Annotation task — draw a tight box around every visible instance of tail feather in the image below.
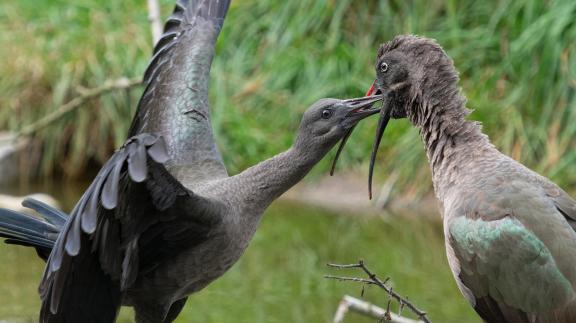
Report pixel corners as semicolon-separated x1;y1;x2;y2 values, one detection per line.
0;198;67;260
0;207;58;233
0;222;55;248
5;238;51;248
22;197;67;227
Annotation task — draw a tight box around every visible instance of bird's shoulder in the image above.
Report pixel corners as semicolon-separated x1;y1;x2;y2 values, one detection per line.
446;160;576;261
452;152;576;223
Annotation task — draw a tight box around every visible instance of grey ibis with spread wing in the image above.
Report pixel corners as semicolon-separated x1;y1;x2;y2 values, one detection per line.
0;1;383;322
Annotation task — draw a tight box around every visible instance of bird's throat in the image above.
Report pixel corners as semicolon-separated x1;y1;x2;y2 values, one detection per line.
227;146;323;214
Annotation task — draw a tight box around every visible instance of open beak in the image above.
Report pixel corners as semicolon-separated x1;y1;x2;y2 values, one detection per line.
341;95;384;126
330;95;383;177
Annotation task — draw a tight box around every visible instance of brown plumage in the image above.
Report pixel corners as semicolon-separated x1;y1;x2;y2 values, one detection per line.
367;35;576;323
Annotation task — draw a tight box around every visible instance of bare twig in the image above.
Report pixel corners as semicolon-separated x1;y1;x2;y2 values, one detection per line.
326;260;431;323
17;78;141;137
147;0;163;44
324;275;380;285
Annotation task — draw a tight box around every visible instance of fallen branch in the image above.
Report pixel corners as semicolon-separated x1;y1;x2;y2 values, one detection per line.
333;295;423;323
325;260;431;323
17;77;141;137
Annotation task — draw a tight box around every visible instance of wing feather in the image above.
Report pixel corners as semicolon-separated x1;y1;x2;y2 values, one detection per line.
39;134;194;322
129;0;231;137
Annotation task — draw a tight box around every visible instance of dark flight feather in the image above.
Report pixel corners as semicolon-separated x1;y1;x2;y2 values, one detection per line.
129;0;231;137
38;133;195;322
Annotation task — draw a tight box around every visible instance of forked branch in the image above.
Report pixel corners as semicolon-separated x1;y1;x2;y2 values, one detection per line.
325;260;430;323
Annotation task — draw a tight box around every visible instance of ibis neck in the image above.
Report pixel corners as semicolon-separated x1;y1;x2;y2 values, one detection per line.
411;87;494;201
231;142;331;214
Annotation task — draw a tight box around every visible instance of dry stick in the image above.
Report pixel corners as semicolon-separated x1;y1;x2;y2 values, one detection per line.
17;78;141;138
333;295;421;323
325;260;431;323
147;0;163;44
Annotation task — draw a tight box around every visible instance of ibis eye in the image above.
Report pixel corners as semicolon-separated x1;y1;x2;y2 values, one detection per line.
321;109;333;119
380;62;388;73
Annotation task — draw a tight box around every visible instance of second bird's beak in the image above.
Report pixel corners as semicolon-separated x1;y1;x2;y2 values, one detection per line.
365;80;376;96
330;94;384;177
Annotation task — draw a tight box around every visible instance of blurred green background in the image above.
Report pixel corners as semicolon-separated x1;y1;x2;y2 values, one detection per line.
0;0;575;322
1;0;575;196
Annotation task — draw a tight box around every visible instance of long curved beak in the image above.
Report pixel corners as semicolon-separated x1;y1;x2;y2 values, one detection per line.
330;95;383;176
334;80;392;199
367;90;392;199
362;78;396;199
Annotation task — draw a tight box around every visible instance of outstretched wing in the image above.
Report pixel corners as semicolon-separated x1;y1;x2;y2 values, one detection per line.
129;0;230;180
38;134;219;322
39;1;232;320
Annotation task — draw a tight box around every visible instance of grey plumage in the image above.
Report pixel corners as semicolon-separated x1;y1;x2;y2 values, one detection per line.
368;35;576;323
0;1;383;322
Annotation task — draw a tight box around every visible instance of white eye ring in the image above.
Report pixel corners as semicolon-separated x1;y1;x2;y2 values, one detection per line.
380;62;388;73
321;109;333;119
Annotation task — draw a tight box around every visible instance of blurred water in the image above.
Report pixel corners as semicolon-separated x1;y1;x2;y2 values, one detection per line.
0;181;479;322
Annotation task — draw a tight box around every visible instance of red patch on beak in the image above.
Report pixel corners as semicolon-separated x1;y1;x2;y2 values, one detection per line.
365;80;376;96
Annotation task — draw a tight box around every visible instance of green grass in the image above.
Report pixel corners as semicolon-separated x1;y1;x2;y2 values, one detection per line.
0;201;479;322
0;0;575;196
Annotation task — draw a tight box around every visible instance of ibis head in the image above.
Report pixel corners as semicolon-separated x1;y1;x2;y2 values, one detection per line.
364;35;460;197
294;96;383;154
